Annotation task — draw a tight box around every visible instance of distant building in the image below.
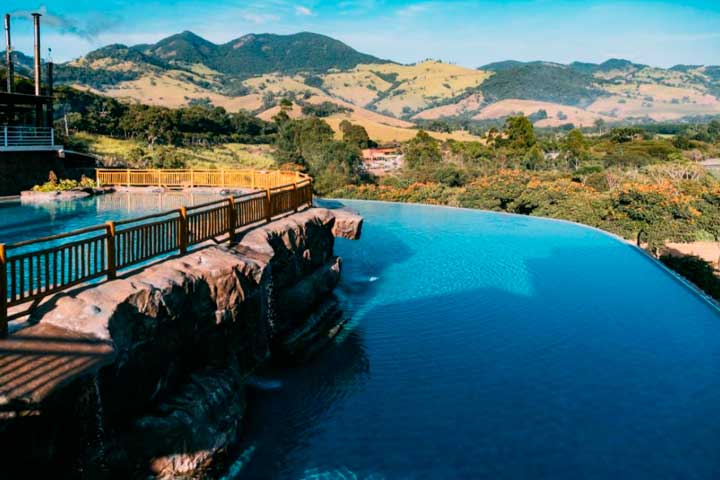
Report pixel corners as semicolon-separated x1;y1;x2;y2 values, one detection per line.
361;146;403;175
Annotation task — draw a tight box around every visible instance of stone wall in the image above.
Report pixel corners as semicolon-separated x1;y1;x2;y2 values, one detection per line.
0;207;363;478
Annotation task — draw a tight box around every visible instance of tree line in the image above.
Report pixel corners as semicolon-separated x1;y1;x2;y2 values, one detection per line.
53;87;277;146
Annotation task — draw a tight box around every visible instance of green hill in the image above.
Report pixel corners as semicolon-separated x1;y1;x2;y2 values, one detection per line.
479;63;607;107
74;31;392;78
10;31;718;129
211;32;393;75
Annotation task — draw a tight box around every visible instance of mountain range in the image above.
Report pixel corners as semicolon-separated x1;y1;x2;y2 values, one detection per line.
5;31;720;141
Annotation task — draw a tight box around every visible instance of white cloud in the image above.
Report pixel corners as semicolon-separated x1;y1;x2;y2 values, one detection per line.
295;6;314;16
240;12;281;24
396;4;431;17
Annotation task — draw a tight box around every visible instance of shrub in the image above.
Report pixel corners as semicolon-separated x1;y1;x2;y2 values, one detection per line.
660;255;720;301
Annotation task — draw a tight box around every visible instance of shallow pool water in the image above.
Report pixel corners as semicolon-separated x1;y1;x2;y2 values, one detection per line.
0;192;227;245
234;199;720;480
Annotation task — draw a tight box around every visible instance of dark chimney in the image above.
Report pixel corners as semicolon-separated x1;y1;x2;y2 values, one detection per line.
4;14;12;93
32;13;41;96
46;61;54;127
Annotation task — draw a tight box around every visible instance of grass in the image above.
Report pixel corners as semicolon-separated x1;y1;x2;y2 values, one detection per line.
94;72;264;111
361;61;492;117
75;132;276;169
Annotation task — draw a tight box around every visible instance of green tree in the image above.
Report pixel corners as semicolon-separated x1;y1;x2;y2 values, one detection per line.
305;141;364;194
501;115;536;152
593;118;606;134
523;144;547;170
562;129;589;170
273;117;364;194
274;117;335;165
342;123;374;149
339;120;353;134
403;130;442;170
279;98;293;112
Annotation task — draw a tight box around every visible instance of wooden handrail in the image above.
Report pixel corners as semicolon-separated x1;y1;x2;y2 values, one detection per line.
1;169;313;336
96;168;310;189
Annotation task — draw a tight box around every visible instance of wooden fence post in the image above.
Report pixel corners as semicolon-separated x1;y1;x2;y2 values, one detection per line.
293;183;299;212
179;207;189;253
0;243;7;337
251;170;255;189
126;169;131;188
105;222;117;280
190;169;195;189
265;188;272;222
226;197;236;243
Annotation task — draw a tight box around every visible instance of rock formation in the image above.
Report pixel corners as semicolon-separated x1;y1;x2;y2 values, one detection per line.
0;207;362;478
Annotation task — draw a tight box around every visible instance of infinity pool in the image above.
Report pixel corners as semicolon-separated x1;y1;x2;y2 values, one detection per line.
3;196;720;479
234;200;720;480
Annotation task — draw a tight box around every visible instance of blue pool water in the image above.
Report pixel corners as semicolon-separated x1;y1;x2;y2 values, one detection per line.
234;200;720;480
3;196;720;479
0;192;226;245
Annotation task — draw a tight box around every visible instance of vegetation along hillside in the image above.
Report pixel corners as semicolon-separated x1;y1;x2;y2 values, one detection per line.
40;54;720;302
9;31;713;143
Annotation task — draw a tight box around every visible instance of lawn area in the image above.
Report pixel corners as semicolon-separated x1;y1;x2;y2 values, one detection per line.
74;133;277;169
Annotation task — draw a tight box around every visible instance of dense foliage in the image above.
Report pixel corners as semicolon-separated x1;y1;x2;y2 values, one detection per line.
54;87;277;147
332;117;720;257
479;63;606;107
32;172;97;192
660;255;720;301
274;117;368;193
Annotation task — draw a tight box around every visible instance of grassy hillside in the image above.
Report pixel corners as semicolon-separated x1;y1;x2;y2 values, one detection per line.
76;132;275;169
30;31;720;133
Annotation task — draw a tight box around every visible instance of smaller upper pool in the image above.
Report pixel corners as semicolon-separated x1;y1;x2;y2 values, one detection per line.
0;191;227;245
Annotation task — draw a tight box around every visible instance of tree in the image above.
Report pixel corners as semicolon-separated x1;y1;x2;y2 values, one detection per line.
593;118;606;134
305;141;364;194
523;144;546;170
342;123;374;149
403;130;442;170
608;127;648;143
279;98;293;112
501;115;536;152
273;117;364;194
339;120;353;134
562;129;589;170
274;117;335;165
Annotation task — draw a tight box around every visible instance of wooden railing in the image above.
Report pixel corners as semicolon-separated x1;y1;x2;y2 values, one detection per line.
0;170;313;336
96;168;305;189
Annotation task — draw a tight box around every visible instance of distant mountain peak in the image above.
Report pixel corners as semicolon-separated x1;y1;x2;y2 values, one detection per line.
597;58;646;71
76;31;392;75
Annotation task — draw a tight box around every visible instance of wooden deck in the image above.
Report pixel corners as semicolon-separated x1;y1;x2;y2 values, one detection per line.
0;323;114;411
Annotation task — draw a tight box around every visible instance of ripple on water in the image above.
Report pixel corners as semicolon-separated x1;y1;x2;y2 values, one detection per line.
236;200;720;479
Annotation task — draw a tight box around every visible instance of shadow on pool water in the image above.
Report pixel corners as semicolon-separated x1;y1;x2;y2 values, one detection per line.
227;200;720;479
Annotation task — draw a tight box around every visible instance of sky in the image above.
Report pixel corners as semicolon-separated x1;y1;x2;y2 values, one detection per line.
4;0;720;67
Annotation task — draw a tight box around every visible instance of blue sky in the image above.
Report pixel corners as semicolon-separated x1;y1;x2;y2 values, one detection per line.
6;1;720;67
